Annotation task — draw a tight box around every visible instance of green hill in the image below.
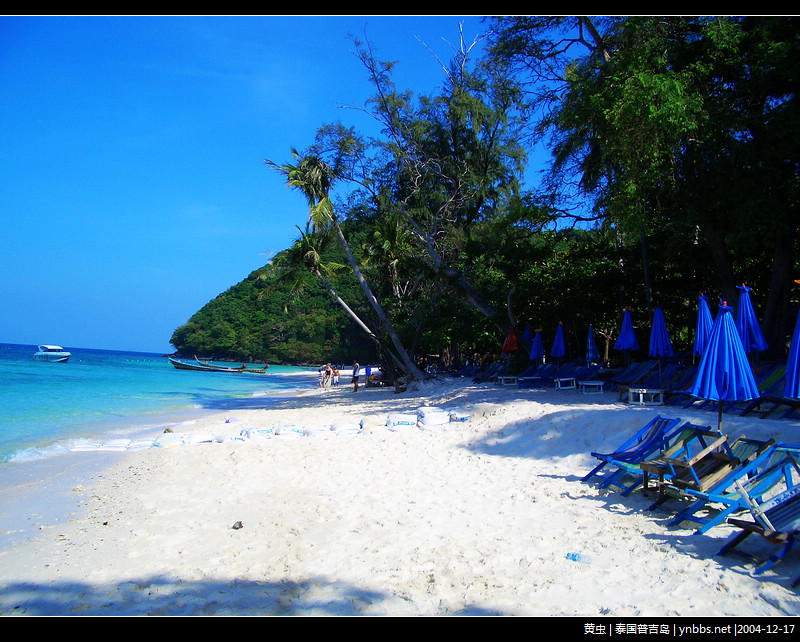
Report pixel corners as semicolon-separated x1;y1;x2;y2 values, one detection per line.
169;250;378;366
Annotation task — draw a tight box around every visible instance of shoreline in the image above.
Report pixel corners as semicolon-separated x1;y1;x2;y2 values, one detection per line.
1;378;799;616
0;370;319;552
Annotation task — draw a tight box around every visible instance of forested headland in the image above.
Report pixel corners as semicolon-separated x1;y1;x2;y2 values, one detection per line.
170;16;800;377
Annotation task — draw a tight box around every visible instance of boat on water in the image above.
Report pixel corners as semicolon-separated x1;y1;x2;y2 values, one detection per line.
34;345;71;362
168;357;268;374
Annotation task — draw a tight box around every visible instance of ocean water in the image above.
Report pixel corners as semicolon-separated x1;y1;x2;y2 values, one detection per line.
0;343;314;463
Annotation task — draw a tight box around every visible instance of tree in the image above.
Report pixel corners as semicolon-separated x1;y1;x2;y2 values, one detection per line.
266;148;426;381
489;16;800;358
346;29;531;342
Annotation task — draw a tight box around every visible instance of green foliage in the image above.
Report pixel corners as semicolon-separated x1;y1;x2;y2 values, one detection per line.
169;241;377;365
172;18;800;367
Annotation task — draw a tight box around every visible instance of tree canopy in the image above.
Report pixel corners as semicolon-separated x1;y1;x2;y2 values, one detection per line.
171;17;799;371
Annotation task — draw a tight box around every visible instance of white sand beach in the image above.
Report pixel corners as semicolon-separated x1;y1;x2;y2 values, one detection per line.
1;374;800;617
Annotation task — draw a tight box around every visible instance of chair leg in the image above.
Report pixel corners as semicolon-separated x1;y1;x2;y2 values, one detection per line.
717;529;751;557
582;462;606;483
668;500;705;528
754;539;797;576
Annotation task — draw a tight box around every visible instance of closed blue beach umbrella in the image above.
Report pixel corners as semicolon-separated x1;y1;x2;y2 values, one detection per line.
615;309;639;351
551;323;566;359
689;300;760;430
551;322;566;368
614;309;639;367
586;324;600;364
649;307;674;385
523;325;533;348
736;284;768;355
649;307;674;359
785;307;800;399
530;330;544;362
693;293;713;359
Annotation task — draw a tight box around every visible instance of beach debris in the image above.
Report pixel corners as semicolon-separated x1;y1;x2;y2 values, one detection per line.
232;521;243;530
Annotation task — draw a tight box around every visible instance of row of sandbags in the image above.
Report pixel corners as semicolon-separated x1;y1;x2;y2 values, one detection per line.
69;406;472;452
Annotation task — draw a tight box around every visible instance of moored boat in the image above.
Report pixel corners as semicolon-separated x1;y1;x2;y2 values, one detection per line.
168;357;269;373
34;345;71;362
168;357;245;372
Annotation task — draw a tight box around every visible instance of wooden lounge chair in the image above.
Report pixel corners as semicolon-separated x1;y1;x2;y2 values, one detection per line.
582;415;681;489
670;444;800;534
639;426;737;507
646;436;777;529
717;479;800;585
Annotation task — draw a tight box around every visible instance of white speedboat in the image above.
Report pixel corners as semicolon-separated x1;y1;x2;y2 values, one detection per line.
34;345;71;362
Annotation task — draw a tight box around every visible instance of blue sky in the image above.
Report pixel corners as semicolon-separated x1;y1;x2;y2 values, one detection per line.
0;15;498;353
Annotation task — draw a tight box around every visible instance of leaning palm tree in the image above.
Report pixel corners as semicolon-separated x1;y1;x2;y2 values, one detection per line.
266;149;426;382
271;223;376;339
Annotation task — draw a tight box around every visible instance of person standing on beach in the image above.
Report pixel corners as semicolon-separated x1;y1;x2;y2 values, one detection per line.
352;360;360;392
332;365;340;387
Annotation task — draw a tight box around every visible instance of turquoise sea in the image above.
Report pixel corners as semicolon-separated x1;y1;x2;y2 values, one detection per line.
0;343;315;463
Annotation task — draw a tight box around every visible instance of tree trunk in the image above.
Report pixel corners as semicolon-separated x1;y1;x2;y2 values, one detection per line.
313;267;409;376
401;208;510;336
331;217;427;381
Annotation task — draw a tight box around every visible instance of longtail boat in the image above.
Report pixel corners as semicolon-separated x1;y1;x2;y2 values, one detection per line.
168;357;268;374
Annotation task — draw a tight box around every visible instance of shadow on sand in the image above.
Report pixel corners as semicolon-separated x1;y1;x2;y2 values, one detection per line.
0;574;508;616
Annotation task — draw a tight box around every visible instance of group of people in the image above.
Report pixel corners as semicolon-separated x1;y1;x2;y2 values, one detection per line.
318;360;363;392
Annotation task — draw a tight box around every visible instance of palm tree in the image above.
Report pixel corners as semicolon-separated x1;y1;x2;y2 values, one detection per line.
266;149;426;382
271;224;375;339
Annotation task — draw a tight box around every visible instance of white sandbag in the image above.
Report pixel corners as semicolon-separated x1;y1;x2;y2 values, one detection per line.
96;439;132;451
417;407;451;426
418;418;449;431
388;421;420;433
387;413;418;427
360;415;388;429
127;438;156;450
154;432;187;448
182;433;216;445
417;406;445;418
330;422;362;433
448;408;470;422
241;427;274;440
275;425;305;438
303;425;331;437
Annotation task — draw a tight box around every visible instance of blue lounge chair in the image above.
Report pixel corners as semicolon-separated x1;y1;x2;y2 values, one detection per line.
670;444;800;534
596;421;716;496
606;361;658;391
583;415;680;479
617;361;682;402
583;415;682;495
517;363;558;388
662;365;699;406
759;396;800;420
735;364;787;417
717;477;800;585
